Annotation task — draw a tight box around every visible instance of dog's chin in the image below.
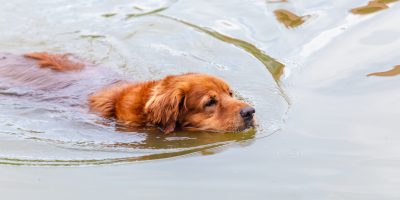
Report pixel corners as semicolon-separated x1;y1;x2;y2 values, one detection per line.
232;117;256;132
237;120;256;132
245;118;256;128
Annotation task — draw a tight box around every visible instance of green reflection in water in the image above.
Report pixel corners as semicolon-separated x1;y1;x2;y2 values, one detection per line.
125;0;178;19
102;13;117;18
274;9;308;28
375;0;398;4
114;127;257;149
80;35;106;39
0;144;221;166
267;0;288;3
126;7;169;19
351;0;398;15
158;15;285;82
367;65;400;77
0;129;257;166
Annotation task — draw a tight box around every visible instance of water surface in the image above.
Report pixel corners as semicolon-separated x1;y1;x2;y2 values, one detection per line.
0;0;399;199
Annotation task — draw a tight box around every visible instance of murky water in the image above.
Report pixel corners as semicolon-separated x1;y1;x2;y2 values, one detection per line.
0;0;399;199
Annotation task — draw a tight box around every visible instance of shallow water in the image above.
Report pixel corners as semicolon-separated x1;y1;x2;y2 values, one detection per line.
0;0;399;199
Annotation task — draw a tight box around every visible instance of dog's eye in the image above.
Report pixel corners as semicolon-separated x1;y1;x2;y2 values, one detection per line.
205;98;217;107
229;91;233;96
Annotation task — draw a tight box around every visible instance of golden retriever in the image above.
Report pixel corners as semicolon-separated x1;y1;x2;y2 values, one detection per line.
0;52;255;134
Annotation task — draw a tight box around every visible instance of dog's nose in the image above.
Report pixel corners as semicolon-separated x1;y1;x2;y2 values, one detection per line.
240;106;255;121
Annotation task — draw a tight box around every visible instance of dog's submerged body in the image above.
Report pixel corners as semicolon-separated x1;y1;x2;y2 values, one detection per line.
0;52;255;133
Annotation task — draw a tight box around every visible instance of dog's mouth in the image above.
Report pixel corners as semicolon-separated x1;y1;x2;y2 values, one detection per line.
245;118;256;127
238;119;256;132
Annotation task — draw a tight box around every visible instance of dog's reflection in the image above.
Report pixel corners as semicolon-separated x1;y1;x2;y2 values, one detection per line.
111;124;256;156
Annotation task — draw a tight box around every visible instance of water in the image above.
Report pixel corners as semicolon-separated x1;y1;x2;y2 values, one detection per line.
0;0;399;199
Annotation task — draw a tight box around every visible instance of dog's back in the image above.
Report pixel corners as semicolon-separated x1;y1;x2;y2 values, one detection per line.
0;53;122;107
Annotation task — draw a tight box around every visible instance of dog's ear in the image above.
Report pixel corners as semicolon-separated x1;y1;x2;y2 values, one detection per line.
145;81;187;134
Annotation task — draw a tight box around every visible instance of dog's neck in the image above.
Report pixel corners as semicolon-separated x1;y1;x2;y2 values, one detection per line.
88;80;158;126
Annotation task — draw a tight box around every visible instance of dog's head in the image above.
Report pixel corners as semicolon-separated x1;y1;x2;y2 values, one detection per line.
145;73;255;134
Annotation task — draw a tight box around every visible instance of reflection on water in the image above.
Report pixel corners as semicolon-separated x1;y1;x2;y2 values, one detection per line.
126;7;169;19
267;0;288;3
157;15;285;81
351;0;398;15
114;126;257;150
273;9;308;28
375;0;399;3
0;129;256;166
367;65;400;77
99;0;177;19
102;13;117;18
80;34;106;39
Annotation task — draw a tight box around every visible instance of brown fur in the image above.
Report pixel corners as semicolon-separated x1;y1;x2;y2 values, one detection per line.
24;52;84;71
0;52;255;134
